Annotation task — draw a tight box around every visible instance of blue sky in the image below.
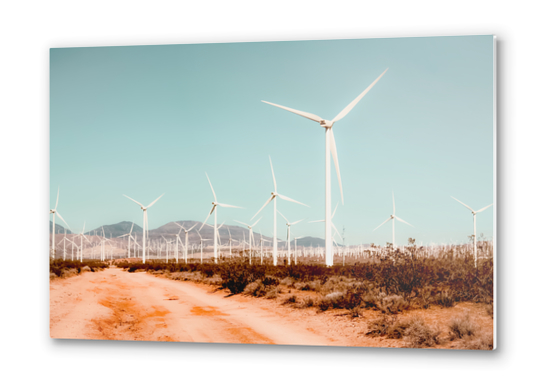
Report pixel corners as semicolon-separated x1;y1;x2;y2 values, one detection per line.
50;35;494;246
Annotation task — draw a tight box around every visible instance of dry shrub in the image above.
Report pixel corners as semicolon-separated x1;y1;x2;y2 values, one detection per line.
265;287;279;299
297;296;315;308
378;294;409;314
449;314;479;341
367;315;440;348
366;315;396;337
280;277;295;288
349;306;363;318
81;266;91;273
204;274;223;285
61;268;78;278
318;291;345;311
244;280;266;297
49;272;57;280
456;331;494;350
403;316;440;348
282;294;297;304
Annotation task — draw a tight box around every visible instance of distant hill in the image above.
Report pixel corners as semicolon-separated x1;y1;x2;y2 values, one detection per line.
80;220;340;249
290;236;343;248
147;221;275;246
86;221;143;238
49;221;72;234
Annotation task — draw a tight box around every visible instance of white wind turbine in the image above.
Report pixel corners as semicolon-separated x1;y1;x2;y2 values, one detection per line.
195;229;212;263
233;217;262;264
262;69;388;266
252;157;308;266
373;193;413;249
50;188;70;259
162;235;173;262
175;222;198;263
117;222;135;258
74;222;91;262
200;173;242;263
123;193;164;263
451;196;493;268
277;211;304;265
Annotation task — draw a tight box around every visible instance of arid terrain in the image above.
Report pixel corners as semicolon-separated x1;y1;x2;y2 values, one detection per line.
50;265;493;348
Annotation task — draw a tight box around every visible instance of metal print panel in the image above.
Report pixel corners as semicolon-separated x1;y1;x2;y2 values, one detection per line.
50;35;495;349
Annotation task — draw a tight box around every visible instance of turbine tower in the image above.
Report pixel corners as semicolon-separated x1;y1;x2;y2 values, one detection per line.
123;193;164;263
451;196;493;268
252;157;308;266
49;187;70;259
200;173;242;263
277;211;304;265
373;192;413;248
262;69;388;266
233;217;262;264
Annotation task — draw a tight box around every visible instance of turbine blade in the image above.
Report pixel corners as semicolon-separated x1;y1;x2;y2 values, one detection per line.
130;222;134;234
146;193;164;209
205;172;217;201
291;218;304;226
217;203;243;209
476;203;493;214
332;202;339;218
262;100;323;123
309;219;325;223
234;220;250;227
451;196;475;212
373;217;392;231
332;68;388;123
123;194;144;208
395;216;414;227
269;156;277;192
188;223;198;232
251;195;274;220
277;210;288;223
55;211;70;229
329;129;344;204
251;217;262;227
277;194;309;207
200;206;216;230
55;187;59;210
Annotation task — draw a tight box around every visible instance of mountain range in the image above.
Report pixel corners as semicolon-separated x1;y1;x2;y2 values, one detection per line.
50;220;352;248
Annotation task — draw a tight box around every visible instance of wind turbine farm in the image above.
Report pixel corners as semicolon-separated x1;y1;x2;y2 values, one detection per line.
49;36;495;349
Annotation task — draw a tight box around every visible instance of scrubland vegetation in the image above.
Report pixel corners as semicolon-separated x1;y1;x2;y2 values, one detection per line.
114;244;494;349
49;258;109;279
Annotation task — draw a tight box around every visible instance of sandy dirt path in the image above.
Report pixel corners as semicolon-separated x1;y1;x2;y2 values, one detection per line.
50;267;350;346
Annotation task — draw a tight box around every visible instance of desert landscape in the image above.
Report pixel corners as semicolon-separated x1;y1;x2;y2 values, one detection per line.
50;242;494;349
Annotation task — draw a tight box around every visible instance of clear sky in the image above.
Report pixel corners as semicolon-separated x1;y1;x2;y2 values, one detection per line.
50;35;494;246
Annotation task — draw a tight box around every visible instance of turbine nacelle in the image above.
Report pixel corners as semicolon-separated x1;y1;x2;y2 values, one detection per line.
320;120;334;129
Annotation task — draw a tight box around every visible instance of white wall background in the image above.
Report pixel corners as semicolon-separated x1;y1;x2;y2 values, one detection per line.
1;0;539;382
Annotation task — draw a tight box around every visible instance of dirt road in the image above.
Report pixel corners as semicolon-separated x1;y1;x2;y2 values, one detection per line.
50;267;351;345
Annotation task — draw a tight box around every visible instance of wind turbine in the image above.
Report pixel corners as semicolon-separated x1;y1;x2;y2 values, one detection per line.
74;222;91;262
117;222;135;258
175;222;198;263
294;236;303;265
195;229;212;263
262;69;388;266
451;196;493;268
373;193;413;249
252;157;308;266
162;235;174;262
277;211;304;265
234;217;262;264
49;188;70;259
123;193;164;263
200;173;242;263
